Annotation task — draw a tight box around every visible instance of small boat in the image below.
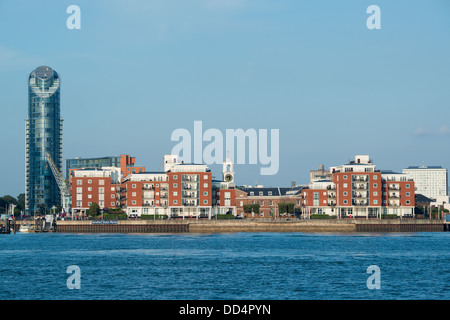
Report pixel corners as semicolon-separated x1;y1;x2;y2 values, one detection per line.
19;224;29;233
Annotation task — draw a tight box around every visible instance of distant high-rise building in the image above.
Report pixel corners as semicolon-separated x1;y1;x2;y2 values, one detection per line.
66;156;121;180
309;164;331;183
402;165;448;200
25;66;63;213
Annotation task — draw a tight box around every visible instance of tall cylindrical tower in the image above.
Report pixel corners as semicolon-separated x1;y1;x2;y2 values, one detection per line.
25;66;63;214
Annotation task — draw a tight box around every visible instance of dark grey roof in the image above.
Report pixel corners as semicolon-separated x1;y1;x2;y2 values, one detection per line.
415;193;434;203
237;186;303;196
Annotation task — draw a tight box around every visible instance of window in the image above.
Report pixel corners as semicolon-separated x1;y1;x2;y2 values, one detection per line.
76;187;82;193
111;202;115;206
132;192;136;197
99;180;104;185
323;191;327;196
259;191;263;196
203;183;208;188
111;187;115;191
344;175;347;180
373;200;378;204
240;201;243;206
344;200;348;204
406;200;410;204
132;200;136;205
174;175;178;180
132;184;136;188
260;201;264;206
343;183;348;188
111;194;115;198
268;191;272;196
88;194;92;199
99;187;104;194
204;192;208;196
373;192;378;196
174;183;177;188
203;200;208;204
250;192;254;196
88;180;92;184
88;187;92;191
343;191;348;196
373;183;378;188
76;180;82;185
173;192;178;196
204;175;208;179
406;192;410;196
270;201;273;206
313;192;319;206
174;200;178;204
406;184;410;188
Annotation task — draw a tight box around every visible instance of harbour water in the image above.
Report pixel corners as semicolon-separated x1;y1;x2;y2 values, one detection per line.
0;232;449;300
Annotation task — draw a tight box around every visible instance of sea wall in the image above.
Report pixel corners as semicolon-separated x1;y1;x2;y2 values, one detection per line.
53;219;446;233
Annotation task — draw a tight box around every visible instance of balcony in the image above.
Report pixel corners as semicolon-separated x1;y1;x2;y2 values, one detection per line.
352;192;368;198
352;176;368;182
352;200;368;206
388;185;400;190
353;184;368;190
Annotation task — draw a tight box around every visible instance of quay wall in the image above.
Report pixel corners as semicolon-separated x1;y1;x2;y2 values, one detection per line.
52;219;446;233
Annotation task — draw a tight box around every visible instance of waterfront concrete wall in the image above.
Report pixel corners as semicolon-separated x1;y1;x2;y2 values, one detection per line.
52;219;446;233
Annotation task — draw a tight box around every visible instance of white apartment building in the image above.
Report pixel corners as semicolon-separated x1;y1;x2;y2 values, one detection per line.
402;165;448;200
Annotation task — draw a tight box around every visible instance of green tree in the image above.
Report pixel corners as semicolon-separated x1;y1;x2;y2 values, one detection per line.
88;202;101;217
278;202;294;215
243;204;260;214
17;193;25;211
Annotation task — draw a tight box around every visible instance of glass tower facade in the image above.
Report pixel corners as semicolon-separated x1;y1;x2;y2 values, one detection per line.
25;66;63;213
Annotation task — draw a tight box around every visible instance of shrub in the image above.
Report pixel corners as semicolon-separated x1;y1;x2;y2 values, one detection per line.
102;213;128;220
141;214;168;220
216;214;236;220
310;214;332;219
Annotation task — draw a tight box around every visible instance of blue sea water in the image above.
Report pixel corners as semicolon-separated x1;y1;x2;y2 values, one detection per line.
0;232;449;300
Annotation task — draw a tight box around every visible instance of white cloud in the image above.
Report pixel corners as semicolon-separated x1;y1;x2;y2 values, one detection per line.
414;126;450;136
437;125;450;135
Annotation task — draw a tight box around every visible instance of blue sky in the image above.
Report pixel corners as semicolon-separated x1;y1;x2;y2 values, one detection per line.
1;0;450;197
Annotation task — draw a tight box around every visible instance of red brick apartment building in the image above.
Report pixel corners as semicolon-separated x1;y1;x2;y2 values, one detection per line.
301;155;415;218
70;154;415;219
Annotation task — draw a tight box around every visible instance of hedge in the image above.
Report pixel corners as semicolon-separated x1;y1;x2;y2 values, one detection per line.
215;214;236;220
101;213;128;220
310;214;334;219
141;214;168;220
